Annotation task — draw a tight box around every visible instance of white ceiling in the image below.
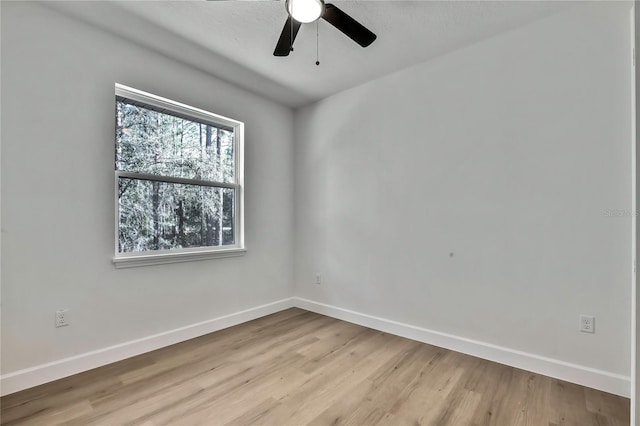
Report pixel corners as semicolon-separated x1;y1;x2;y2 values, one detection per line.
48;1;571;107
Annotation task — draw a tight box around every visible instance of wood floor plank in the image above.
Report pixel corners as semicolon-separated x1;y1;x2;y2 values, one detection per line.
0;308;630;426
306;337;426;426
226;329;393;425
81;312;329;421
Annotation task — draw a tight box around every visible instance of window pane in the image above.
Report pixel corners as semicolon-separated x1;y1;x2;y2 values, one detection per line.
118;178;235;253
116;100;235;183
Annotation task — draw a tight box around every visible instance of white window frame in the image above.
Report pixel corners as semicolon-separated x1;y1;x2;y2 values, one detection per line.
112;84;245;268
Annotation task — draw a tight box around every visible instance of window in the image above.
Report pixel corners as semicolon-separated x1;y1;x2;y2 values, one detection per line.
113;84;244;268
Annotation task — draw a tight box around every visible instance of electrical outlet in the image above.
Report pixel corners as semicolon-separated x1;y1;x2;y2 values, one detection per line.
315;274;321;285
55;309;69;328
579;315;594;333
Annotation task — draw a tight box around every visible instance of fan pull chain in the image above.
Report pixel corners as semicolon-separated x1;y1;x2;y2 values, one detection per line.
315;20;320;66
290;16;294;51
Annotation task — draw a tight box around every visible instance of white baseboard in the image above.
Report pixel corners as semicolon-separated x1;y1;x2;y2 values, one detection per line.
2;296;630;399
293;297;631;398
0;297;295;396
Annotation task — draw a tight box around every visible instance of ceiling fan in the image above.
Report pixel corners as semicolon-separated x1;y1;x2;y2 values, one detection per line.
274;0;376;57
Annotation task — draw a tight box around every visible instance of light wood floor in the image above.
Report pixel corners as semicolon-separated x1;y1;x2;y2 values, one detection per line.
0;308;630;426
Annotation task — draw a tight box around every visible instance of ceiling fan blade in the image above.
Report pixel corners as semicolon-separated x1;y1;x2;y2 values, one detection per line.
322;3;376;48
273;17;302;56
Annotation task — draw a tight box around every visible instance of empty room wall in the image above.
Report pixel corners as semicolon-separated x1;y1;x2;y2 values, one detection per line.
1;1;294;382
295;2;633;393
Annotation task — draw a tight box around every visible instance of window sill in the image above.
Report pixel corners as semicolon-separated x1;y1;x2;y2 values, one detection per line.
112;248;246;269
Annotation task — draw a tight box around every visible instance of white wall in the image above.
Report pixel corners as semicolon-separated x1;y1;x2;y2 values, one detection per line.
1;2;294;374
295;1;633;381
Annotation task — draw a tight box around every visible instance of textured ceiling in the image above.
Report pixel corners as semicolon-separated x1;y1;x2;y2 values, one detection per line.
47;1;571;107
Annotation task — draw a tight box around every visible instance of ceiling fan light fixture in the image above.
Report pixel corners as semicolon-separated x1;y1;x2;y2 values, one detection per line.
274;1;376;57
286;0;324;24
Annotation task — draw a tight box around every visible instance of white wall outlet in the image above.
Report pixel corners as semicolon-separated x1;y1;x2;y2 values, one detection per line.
579;315;595;333
315;274;321;285
55;309;69;328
